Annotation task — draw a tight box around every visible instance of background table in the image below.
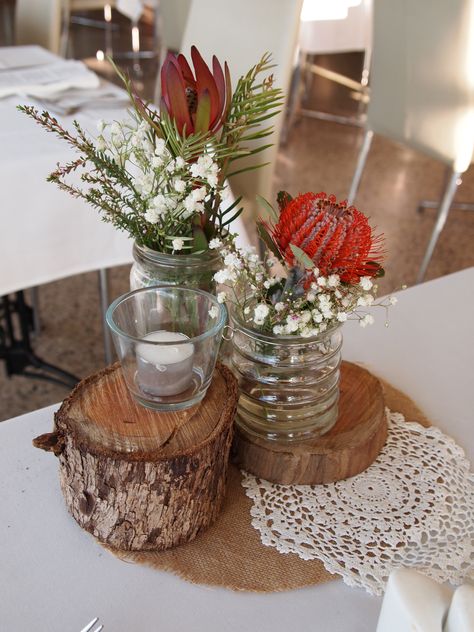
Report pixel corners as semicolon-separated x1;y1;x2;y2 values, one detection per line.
1;269;472;631
0;45;134;297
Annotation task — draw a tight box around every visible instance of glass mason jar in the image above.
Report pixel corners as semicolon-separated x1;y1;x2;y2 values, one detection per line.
130;242;222;292
230;314;343;442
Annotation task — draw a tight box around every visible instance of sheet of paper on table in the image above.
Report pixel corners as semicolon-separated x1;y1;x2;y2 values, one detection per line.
0;60;100;98
0;45;58;70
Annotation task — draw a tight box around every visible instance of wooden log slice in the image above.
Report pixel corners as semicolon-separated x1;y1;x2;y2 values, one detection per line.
33;362;238;552
232;361;386;485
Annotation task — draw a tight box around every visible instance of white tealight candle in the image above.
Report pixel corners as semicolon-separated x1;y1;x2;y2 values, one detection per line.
136;330;194;397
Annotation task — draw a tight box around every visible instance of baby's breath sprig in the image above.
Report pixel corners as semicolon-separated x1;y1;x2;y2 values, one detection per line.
213;234;398;337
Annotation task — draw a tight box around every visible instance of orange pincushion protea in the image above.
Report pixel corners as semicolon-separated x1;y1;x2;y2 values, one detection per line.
268;192;384;283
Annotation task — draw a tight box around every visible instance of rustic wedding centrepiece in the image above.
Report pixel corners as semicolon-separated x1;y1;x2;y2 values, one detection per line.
216;191;397;483
19;48;282;291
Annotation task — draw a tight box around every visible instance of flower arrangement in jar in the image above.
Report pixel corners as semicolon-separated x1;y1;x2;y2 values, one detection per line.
215;191;397;442
19;49;282;290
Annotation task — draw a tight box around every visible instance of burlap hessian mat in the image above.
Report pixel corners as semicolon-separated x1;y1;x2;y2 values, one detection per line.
112;377;431;592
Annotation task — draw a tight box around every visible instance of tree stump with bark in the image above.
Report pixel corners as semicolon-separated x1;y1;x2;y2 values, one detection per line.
33;362;238;552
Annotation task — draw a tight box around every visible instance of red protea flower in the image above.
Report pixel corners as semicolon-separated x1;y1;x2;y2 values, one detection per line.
267;192;384;283
160;46;232;137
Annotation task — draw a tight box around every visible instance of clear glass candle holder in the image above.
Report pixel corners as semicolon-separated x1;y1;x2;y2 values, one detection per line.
106;287;227;411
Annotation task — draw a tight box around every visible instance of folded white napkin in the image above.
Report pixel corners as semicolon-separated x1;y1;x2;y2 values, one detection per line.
0;60;100;98
444;585;474;632
376;569;453;632
36;83;129;115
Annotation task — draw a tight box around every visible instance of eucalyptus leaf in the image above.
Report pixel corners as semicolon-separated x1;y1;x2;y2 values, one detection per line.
290;244;315;270
257;222;282;259
256;194;278;222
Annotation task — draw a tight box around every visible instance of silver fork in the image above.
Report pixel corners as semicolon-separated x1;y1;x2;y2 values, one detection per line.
80;617;104;632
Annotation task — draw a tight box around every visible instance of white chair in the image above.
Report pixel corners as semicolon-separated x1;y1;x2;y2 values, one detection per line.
15;0;64;54
180;0;303;223
156;0;191;53
347;0;474;283
296;0;373;127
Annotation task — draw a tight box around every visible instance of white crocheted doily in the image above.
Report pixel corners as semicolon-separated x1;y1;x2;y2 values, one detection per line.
241;411;474;595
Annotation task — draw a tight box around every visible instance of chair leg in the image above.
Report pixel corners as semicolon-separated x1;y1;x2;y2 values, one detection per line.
347;129;373;205
30;286;41;336
418;200;474;213
416;169;462;284
281;48;304;145
98;268;113;365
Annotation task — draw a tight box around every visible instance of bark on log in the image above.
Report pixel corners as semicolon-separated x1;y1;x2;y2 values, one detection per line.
34;362;238;552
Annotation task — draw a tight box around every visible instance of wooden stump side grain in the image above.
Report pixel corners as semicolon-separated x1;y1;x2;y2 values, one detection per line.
37;363;238;552
232;362;387;485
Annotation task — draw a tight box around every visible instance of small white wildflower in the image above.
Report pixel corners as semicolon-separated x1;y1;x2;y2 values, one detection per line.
319;322;327;332
389;296;398;305
209;306;219;319
154;138;166;155
166;159;176;173
312;309;323;323
224;253;242;269
336;312;348;322
150;194;168;214
263;277;278;289
359;314;375;328
151;155;164;168
299;327;313;338
253;304;270;325
285;315;300;333
244;306;251;315
273;325;284;335
175;156;185;169
321;307;333;319
328;274;340;288
317;276;327;287
172;238;184;251
334;289;342;299
275;302;285;312
359;276;373;291
357;294;374;307
183;194;201;216
209;238;222;250
217;292;227;304
96;135;106;151
214;269;230;284
110;122;121;137
306;291;316;302
144;207;161;224
173;179;186;193
300;310;312;324
313;268;320;278
192;186;207;202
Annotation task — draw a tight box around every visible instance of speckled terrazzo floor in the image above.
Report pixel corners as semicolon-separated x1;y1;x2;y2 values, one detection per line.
1;17;473;421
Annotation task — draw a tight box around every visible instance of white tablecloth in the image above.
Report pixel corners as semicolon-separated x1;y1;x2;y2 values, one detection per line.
1;268;472;631
0;47;134;296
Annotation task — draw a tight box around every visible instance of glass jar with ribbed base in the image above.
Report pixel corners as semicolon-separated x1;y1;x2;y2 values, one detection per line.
230;315;342;442
130;242;222;292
